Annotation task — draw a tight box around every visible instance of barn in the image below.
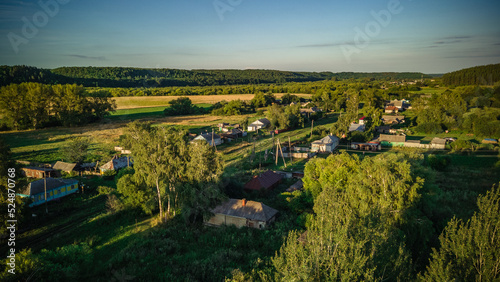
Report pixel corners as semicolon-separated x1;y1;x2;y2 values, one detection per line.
206;199;278;229
21;167;57;178
17;177;79;207
244;170;283;192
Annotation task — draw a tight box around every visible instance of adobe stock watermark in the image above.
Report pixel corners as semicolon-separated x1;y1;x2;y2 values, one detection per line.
7;0;70;54
341;0;405;63
213;0;244;21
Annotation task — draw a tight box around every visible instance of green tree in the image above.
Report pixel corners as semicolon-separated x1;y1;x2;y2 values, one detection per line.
124;122;188;221
62;137;90;163
422;185;500;281
274;152;433;281
164;97;199;116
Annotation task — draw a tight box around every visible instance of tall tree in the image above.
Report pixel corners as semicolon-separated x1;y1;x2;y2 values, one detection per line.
421;185;500;281
125;122;188;221
274;152;433;280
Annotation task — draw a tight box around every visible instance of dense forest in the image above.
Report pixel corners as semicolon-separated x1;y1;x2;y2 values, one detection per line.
442;63;500;86
0;65;430;88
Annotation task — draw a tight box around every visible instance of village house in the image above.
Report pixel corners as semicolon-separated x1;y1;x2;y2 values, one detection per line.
299;107;321;117
385;106;399;114
17;177;79;207
311;134;340;153
349;123;366;132
389;100;405;110
244;170;283;192
52;161;81;174
21;167;57;178
206;198;278;229
382;115;405;124
193;132;223;146
247;118;270;132
99;156;132;174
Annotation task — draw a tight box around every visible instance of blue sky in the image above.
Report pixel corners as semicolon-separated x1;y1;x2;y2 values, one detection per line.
0;0;499;73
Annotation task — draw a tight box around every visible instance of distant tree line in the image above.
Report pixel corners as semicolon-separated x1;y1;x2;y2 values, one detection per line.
0;82;115;130
442;63;500;86
0;65;430;88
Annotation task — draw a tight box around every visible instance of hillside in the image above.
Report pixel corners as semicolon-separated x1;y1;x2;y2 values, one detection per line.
442;63;500;86
0;65;429;88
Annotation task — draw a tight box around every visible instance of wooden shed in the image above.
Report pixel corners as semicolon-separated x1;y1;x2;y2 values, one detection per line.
206;199;278;229
52;161;81;173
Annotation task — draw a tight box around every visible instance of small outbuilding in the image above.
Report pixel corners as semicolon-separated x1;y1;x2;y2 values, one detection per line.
17;177;79;207
52;161;81;173
244;170;283;192
206;198;278;229
430;137;447;149
378;134;406;147
21;167;57;178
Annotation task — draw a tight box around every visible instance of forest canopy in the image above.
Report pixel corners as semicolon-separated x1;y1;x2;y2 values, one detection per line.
0;65;430;88
0;82;115;130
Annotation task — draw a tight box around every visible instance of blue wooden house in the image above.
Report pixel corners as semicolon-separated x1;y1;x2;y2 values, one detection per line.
18;178;79;207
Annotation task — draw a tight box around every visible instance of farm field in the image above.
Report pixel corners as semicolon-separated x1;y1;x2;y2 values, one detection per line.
113;93;312;109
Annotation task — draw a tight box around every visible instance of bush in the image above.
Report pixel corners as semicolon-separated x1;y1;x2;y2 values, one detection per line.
426;154;451;171
102;169;117;180
97;185;115;195
450;140;477;152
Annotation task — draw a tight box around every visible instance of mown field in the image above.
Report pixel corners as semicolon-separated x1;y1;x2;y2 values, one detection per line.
113;93;313;109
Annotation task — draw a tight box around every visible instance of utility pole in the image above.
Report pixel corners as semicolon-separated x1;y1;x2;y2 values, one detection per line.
275;138;279;165
288;136;292;164
212;129;217;151
44;172;48;214
311;120;314;137
278;139;287;168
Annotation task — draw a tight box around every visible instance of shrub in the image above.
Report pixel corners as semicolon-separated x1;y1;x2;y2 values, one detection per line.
426;154;451;171
102;169;117;180
97;185;115;195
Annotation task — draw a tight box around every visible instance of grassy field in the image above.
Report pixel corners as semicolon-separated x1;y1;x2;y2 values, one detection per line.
113;93;312;109
108;104;213;121
407;87;446;95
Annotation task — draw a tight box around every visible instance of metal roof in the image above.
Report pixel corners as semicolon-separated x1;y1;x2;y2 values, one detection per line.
211;199;278;222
